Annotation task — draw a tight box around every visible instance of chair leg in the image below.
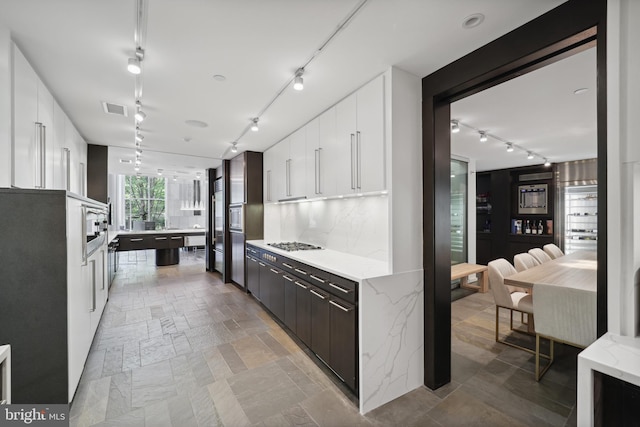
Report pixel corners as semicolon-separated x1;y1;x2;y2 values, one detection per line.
495;306;499;342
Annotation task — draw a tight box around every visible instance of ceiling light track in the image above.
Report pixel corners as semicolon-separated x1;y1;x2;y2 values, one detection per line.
230;0;370;149
451;119;551;166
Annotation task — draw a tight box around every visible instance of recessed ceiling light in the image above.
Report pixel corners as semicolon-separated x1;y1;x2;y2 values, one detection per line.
462;13;485;29
185;120;208;128
213;74;226;81
574;87;589;95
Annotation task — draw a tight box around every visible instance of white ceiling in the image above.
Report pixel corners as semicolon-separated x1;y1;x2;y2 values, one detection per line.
452;46;597;172
0;0;568;178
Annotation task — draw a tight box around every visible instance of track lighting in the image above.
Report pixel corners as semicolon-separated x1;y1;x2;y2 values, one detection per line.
135;133;144;142
127;47;145;75
544;159;551;167
231;142;238;153
173;175;177;181
135;148;142;156
127;57;141;75
135;156;141;165
134;100;146;122
157;169;163;176
293;68;304;91
196;172;201;180
506;143;514;152
134;166;140;171
451;120;460;133
250;118;259;132
527;151;534;160
479;131;487;143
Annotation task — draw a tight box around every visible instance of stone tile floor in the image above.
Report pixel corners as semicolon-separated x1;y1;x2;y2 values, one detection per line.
70;250;579;426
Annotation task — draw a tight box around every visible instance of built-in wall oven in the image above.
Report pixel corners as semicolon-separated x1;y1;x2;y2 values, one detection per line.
83;206;108;261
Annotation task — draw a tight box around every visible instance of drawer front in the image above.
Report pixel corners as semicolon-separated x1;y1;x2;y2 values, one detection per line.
117;235;152;251
167;235;184;248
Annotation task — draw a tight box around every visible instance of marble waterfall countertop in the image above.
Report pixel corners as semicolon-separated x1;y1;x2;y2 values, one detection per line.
246;240;389;282
108;228;205;244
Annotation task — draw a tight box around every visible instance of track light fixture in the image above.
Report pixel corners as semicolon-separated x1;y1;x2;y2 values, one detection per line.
173;175;177;181
134;165;140;171
506;143;514;152
544;159;551;167
135;148;142;156
134;100;146;122
293;68;304;91
157;169;163;176
231;142;238;153
135;133;144;142
127;47;145;75
135;156;142;165
527;151;534;160
451;120;460;133
250;118;259;132
479;131;487;143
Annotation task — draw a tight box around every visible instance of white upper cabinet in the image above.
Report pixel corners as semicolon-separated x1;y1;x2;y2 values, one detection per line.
11;43;86;193
335;74;385;194
264;73;385;202
12;45;39;189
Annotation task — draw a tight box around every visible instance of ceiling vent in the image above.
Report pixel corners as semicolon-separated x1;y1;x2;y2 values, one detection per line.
101;101;128;117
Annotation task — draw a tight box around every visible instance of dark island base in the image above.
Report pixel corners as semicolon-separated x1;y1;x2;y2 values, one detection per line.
156;248;180;266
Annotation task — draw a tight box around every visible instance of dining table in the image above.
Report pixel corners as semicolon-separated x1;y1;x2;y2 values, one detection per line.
503;250;597;290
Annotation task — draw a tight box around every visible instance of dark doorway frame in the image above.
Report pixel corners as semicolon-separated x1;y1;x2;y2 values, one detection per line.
422;0;607;389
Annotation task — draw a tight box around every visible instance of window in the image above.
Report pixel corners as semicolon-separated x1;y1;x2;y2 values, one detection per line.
124;175;166;230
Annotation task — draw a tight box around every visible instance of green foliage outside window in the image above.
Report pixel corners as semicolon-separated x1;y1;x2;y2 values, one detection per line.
124;175;166;229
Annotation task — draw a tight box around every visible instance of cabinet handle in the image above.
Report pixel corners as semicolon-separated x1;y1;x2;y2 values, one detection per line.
356;131;361;189
63;147;71;191
330;300;354;312
270;268;279;274
294;268;307;275
251;258;258;263
259;262;266;267
282;262;293;269
350;133;356;190
310;289;326;299
101;250;106;290
89;259;96;312
329;282;352;294
295;281;308;289
130;238;144;242
283;275;294;282
286;159;292;196
81;206;88;265
309;274;325;283
267;170;271;202
171;236;182;240
155;237;167;240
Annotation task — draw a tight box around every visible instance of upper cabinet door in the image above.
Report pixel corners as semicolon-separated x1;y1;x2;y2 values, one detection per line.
335;92;358;195
305;117;320;197
37;79;54;189
355;75;385;193
52;102;68;190
288;127;306;199
12;45;39;189
318;107;338;197
229;154;245;204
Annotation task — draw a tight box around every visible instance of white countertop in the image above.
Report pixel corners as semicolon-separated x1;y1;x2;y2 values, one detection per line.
247;240;389;282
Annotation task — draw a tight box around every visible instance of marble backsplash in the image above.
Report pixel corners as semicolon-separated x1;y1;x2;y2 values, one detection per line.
264;195;389;263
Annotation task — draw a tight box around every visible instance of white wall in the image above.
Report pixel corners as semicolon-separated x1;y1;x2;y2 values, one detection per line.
607;0;640;336
0;24;11;187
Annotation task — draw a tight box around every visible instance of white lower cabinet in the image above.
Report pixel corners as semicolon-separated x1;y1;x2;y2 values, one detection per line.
67;196;108;401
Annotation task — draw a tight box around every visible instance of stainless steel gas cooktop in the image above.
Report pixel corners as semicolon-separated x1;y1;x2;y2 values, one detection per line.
267;242;323;252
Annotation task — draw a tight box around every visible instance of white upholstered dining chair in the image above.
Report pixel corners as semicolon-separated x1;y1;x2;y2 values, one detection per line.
532;281;597;381
529;247;552;264
543;243;564;259
514;253;541;273
488;258;539;354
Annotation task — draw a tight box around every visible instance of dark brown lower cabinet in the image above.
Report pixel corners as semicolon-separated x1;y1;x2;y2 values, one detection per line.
258;262;270;308
230;232;246;288
310;287;331;364
246;255;260;299
283;274;297;333
330;298;357;391
265;266;284;321
295;279;312;347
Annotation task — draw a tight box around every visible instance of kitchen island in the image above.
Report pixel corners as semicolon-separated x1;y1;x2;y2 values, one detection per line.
246;240;424;414
110;228;205;266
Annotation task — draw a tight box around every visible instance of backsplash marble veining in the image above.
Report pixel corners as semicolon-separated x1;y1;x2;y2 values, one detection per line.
264;195;389;263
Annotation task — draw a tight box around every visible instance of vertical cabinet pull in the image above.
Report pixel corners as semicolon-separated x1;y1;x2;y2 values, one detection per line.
266;170;272;202
89;259;96;312
63;148;71;191
350;134;356;189
34;122;46;188
315;148;322;194
356;131;361;189
286;159;292;196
